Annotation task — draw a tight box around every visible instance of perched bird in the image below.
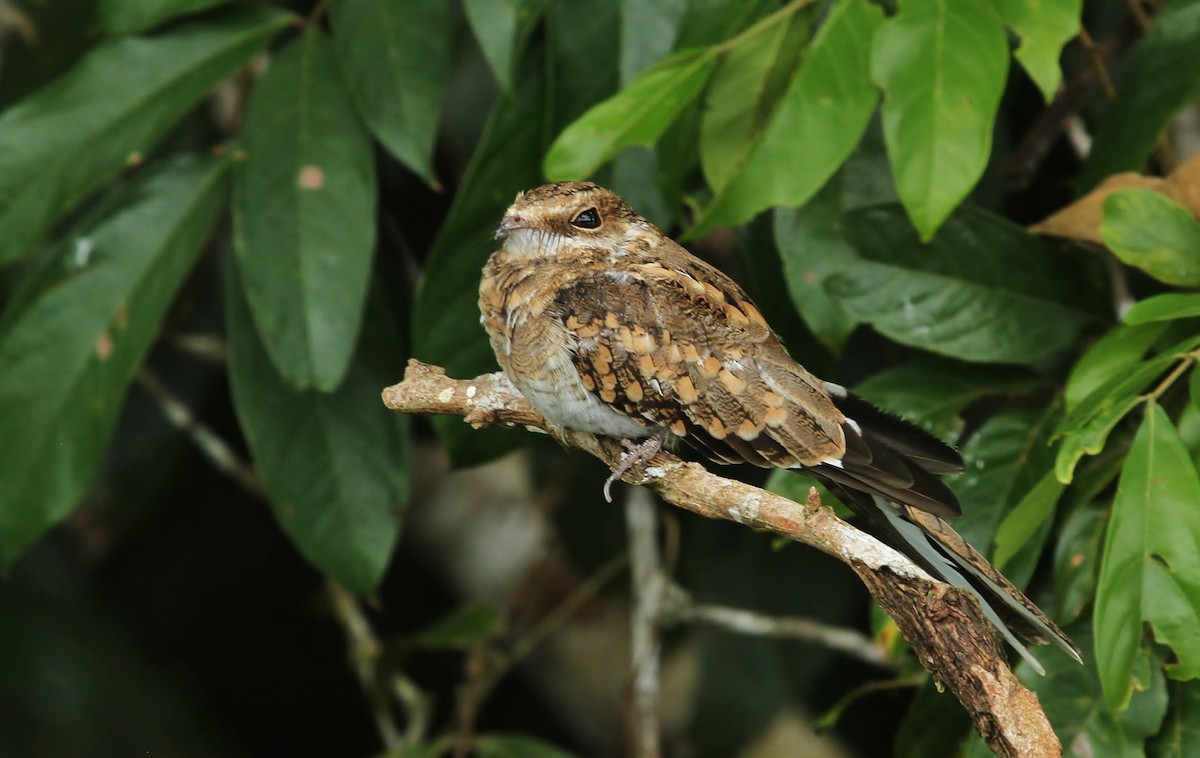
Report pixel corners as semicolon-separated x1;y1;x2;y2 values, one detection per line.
479;181;1080;672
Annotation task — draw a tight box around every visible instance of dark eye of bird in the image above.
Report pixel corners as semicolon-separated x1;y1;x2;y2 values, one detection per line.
570;208;601;229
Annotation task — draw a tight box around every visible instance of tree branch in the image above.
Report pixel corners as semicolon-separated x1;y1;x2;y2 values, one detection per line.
383;360;1061;758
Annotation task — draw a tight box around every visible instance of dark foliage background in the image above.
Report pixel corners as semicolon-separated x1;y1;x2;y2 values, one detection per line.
1;0;1200;755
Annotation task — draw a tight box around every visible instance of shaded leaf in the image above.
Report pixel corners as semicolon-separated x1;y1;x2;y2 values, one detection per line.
871;0;1008;239
772;179;859;353
992;470;1065;572
697;3;811;192
233;28;377;391
543;48;719;181
0;5;289;265
691;0;880;235
97;0;228;34
0;155;228;562
1095;404;1200;709
475;735;579;758
1079;0;1200;190
407;606;500;650
996;0;1082;102
227;267;408;595
895;683;971;758
1053;340;1197;484
1101;189;1200;286
1064;321;1169;412
1126;294;1200;325
854;359;1042;442
1149;681;1200;757
1054;501;1108;625
329;0;451;184
618;0;686;83
827;205;1095;363
464;0;548;92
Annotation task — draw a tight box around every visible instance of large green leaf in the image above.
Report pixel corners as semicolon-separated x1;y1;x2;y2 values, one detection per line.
1064;321;1169;413
854;359;1042;441
618;0;686;83
1125;294;1200;326
328;0;450;184
691;0;880;235
1055;333;1200;483
97;0;229;34
826;205;1095;363
948;411;1057;588
871;0;1008;239
696;3;811;192
1101;189;1200;287
995;0;1082;102
227;267;408;595
0;155;228;562
772;180;860;353
464;0;548;92
1095;404;1200;710
1150;681;1200;757
0;5;288;265
992;470;1065;573
543;48;719;180
233;28;377;392
1079;0;1200;190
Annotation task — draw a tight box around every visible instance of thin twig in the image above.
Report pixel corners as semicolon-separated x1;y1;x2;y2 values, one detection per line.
626;487;665;758
1077;27;1117;100
326;581;407;751
671;592;894;669
136;368;262;496
166;332;228;364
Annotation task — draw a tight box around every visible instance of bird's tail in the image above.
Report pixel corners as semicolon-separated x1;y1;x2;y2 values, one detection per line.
826;482;1082;674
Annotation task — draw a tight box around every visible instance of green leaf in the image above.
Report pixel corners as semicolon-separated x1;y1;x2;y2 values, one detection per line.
895;683;971;758
1126;293;1200;325
948;411;1057;587
992;470;1065;571
1149;681;1200;757
871;0;1008;239
329;0;450;184
406;606;500;650
0;155;228;563
772;181;860;353
854;359;1042;442
1064;321;1170;413
0;5;289;266
1095;404;1200;710
543;48;719;180
1079;0;1200;189
464;0;548;92
697;3;811;192
827;205;1095;363
1101;189;1200;287
474;735;579;758
97;0;229;34
618;0;687;83
691;0;881;235
233;28;377;392
227;267;408;595
995;0;1082;102
1054;503;1108;625
1055;330;1200;483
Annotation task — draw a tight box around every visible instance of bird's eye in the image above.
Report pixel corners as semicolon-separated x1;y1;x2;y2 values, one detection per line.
571;208;601;229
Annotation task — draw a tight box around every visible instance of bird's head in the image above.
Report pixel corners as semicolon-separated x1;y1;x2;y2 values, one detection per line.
494;182;649;260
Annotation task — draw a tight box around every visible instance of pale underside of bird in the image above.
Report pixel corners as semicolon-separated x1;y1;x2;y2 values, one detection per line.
478;181;1081;673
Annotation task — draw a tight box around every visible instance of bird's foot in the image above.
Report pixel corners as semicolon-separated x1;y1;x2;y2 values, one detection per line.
603;430;667;503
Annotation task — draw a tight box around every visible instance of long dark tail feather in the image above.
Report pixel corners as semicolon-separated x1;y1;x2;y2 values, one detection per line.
823;481;1082;673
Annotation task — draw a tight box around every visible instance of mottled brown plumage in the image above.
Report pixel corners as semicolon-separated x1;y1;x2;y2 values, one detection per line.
479;182;1080;671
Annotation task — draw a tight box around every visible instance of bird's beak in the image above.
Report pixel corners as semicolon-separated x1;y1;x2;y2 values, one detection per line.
494;211;526;241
